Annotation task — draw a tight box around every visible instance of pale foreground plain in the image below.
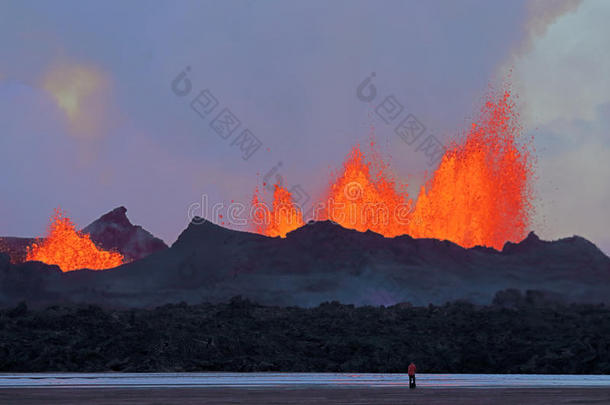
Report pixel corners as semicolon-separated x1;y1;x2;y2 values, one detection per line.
2;373;610;404
2;387;610;404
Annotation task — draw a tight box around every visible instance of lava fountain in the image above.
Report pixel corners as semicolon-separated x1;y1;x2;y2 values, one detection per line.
321;142;412;236
407;91;533;249
252;185;304;238
26;208;124;271
251;89;533;250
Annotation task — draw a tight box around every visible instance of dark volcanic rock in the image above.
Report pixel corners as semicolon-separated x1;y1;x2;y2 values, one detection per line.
0;237;34;263
1;299;609;374
492;288;568;309
0;218;609;308
82;206;168;262
0;258;63;307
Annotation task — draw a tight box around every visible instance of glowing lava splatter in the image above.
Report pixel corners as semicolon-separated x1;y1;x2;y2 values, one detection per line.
407;91;533;249
252;185;304;238
251;89;534;250
322;142;412;236
26;209;124;272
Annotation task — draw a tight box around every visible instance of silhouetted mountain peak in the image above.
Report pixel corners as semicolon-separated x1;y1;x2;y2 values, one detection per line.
556;234;608;258
287;220;342;237
82;206;168;262
286;220;385;242
89;206;131;228
502;231;543;254
173;217;264;248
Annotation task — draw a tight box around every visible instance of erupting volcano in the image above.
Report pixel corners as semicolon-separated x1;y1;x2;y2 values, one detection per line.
252;90;534;250
25;208;124;271
252;185;305;238
407;91;533;249
322;141;412;237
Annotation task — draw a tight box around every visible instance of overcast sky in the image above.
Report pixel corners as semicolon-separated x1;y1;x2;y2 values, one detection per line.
0;0;608;254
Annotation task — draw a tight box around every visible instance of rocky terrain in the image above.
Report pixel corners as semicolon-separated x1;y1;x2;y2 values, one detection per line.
81;206;168;262
1;295;609;373
0;237;31;263
0;216;608;308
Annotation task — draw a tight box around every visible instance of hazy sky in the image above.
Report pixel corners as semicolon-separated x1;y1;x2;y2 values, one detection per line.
0;0;608;254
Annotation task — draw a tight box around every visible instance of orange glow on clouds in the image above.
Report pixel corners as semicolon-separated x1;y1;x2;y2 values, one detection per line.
42;63;109;136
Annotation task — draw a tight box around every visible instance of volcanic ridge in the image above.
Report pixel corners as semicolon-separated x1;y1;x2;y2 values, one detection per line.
0;208;608;309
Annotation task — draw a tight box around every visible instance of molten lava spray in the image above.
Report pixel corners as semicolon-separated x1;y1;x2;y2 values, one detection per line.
408;91;533;249
26;208;124;271
252;89;533;250
322;143;412;236
252;185;304;238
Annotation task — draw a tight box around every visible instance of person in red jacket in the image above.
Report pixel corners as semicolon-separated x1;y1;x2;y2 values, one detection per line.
408;362;417;388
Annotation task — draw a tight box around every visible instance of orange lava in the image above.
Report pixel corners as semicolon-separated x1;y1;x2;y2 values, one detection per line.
252;185;304;238
321;143;412;236
26;209;124;272
251;89;533;250
408;91;533;249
